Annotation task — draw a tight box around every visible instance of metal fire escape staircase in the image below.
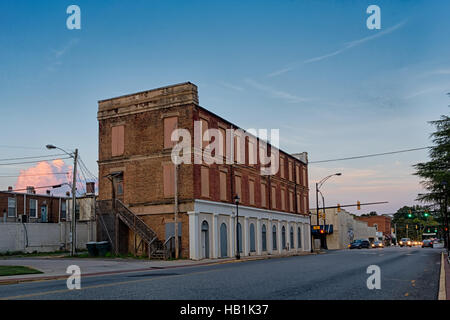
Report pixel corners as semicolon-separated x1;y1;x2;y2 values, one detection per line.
96;199;167;259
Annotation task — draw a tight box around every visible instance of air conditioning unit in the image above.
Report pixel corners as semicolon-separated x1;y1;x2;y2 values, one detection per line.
17;214;27;223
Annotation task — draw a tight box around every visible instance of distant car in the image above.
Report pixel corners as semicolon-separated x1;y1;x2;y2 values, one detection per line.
371;241;384;248
349;239;370;249
422;239;433;248
399;238;412;247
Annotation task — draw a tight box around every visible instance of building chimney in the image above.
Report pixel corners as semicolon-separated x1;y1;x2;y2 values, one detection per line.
26;186;35;194
86;182;95;195
7;186;13;192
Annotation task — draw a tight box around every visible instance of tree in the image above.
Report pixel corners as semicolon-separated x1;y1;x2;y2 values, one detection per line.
414;107;449;248
392;205;439;240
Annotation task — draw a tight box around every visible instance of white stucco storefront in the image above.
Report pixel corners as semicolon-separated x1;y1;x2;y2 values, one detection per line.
188;199;311;260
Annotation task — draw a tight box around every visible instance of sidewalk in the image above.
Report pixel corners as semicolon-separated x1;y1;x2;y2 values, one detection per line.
444;251;450;300
0;251;313;285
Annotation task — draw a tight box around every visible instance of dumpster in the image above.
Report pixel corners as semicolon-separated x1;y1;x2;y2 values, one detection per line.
96;241;111;257
86;242;98;256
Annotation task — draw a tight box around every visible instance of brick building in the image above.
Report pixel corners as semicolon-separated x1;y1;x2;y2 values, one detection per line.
355;215;392;243
0;186;69;223
97;82;311;259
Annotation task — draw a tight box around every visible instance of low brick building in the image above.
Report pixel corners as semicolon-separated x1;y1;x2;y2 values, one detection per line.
97;82;311;259
355;215;392;243
0;187;69;223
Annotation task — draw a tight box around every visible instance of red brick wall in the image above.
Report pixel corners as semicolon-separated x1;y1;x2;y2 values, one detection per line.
356;215;392;235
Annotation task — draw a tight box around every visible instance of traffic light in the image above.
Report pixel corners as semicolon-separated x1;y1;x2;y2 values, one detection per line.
424;210;429;217
337;203;341;212
407;209;412;218
357;201;360;210
415;225;418;230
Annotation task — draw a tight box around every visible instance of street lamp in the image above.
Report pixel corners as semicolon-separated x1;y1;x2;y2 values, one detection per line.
46;144;78;256
315;173;341;250
234;194;240;260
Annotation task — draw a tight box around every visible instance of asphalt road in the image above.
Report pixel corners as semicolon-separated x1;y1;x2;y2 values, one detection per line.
0;246;442;300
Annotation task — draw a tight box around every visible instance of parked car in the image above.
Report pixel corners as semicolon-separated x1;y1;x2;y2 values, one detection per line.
399;238;412;247
349;239;370;249
371;241;384;248
422;239;434;248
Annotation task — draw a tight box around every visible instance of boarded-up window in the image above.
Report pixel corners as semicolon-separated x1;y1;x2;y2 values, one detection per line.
271;186;277;209
201;166;210;197
288;161;293;181
280;156;285;179
303;195;307;213
281;189;286;210
201;118;209;149
219;127;226;158
296;165;300;184
289;191;294;212
261;183;267;208
235;175;242;199
302;167;307;187
248;139;256;166
249;179;255;205
220;171;227;200
111;125;124;156
163;164;174;197
297;193;301;213
164;117;178;149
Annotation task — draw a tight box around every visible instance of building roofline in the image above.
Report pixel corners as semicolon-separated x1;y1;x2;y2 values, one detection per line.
98;82;196;103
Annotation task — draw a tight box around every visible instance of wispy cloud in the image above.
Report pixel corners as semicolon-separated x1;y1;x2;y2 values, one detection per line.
244;78;310;103
47;38;79;72
219;81;244;92
267;20;407;78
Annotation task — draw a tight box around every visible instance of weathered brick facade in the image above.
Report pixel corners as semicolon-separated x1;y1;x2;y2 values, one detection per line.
355;215;392;236
97;82;309;258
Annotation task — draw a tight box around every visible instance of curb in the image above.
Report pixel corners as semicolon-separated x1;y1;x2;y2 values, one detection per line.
438;252;446;300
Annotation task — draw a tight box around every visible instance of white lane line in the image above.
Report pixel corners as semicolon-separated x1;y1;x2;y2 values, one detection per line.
438;252;446;300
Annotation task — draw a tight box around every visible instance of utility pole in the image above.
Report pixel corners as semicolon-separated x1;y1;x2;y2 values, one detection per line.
71;149;78;256
174;163;179;259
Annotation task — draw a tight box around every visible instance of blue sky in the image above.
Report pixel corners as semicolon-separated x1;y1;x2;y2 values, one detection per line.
0;0;449;214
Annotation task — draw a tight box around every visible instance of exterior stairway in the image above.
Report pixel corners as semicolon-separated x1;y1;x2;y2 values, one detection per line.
96;199;169;259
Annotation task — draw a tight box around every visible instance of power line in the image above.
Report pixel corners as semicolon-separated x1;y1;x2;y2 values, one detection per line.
0;157;71;166
0;172;69;178
0;154;66;162
309;147;431;164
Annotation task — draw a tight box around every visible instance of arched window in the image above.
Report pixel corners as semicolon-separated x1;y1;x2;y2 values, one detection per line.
262;224;267;251
220;223;228;257
201;220;209;259
290;226;294;250
237;222;243;253
250;223;256;252
282;226;286;249
298;226;302;248
272;225;277;250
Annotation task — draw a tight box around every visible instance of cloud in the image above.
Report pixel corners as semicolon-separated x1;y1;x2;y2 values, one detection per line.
47;38;79;72
244;78;310;103
267;20;407;78
219;81;244;92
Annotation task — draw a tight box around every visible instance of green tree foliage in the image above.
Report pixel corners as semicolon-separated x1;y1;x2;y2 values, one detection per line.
392;205;439;240
414;113;450;203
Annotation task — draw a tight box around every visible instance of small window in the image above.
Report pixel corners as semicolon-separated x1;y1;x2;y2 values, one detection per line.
282;226;286;249
235;175;242;199
60;201;67;220
111;125;124;156
249;179;255;205
8;197;16;217
272;225;277;250
298;227;302;248
281;189;286;210
163;116;178;149
290;227;294;249
29;199;38;218
280;156;285;178
201;166;210;197
219;171;227;201
261;183;267;208
271;186;277;209
262;224;267;251
163;164;175;197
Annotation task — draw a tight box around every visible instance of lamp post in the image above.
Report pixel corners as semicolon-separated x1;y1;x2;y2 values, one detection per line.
46;145;78;256
234;194;240;260
315;173;341;249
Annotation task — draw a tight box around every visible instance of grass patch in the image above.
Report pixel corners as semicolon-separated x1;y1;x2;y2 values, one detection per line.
0;265;43;277
0;250;70;258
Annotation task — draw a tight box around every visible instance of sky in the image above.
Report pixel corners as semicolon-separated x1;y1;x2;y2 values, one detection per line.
0;0;449;214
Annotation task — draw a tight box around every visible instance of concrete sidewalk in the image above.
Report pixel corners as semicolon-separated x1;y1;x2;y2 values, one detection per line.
444;252;450;300
0;251;313;284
